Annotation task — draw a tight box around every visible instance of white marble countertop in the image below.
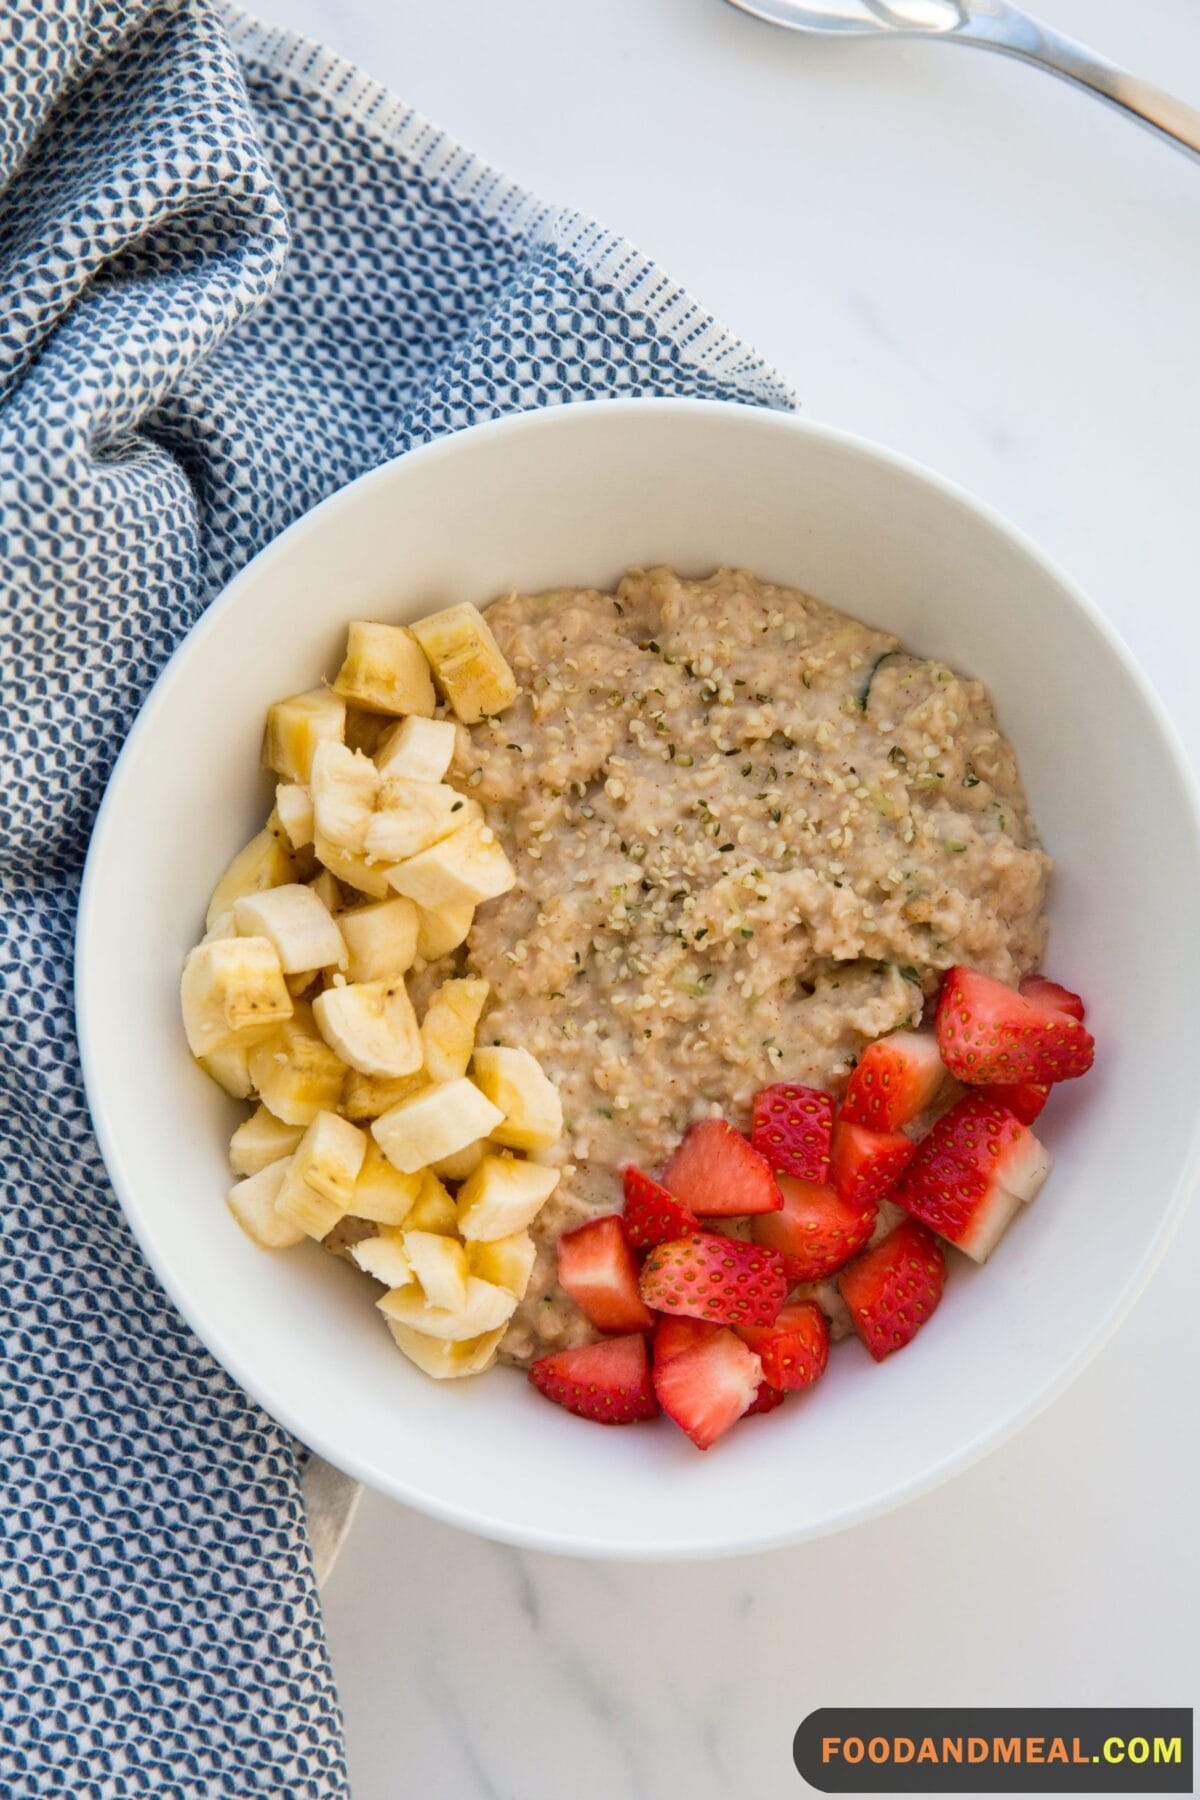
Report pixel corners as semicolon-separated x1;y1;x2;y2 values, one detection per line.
248;1;1200;1791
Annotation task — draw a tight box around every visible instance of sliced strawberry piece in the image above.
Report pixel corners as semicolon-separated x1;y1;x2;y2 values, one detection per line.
751;1176;876;1281
652;1326;763;1449
893;1093;1052;1262
744;1381;788;1417
838;1217;946;1362
981;1081;1050;1126
829;1119;915;1205
653;1315;721;1363
622;1165;699;1248
841;1030;945;1132
1019;975;1086;1022
736;1298;829;1391
937;965;1094;1084
750;1084;834;1182
529;1334;659;1424
639;1231;788;1327
660;1118;784;1217
557;1215;655;1332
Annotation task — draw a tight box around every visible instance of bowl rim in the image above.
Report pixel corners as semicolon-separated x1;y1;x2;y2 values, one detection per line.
76;397;1200;1559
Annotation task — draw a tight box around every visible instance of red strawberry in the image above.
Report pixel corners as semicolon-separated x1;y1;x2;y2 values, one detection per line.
1019;975;1086;1022
841;1030;945;1132
652;1326;763;1449
838;1217;946;1362
751;1176;876;1281
750;1084;834;1182
529;1334;659;1424
622;1165;699;1248
936;965;1094;1084
736;1298;829;1391
557;1215;655;1332
660;1118;784;1217
893;1093;1052;1262
744;1381;788;1417
654;1315;721;1363
829;1119;915;1205
639;1232;788;1327
981;1081;1050;1126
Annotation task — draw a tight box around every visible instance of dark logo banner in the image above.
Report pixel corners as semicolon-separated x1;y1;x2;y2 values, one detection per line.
793;1709;1192;1793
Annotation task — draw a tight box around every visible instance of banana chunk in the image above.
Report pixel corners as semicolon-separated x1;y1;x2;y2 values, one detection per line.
456;1153;560;1241
467;1230;537;1300
430;1138;488;1182
274;783;315;850
371;1078;505;1174
388;815;515;910
402;1170;459;1234
415;900;475;961
311;741;379;854
385;1320;506;1379
313;978;422;1078
264;687;346;786
248;1002;347;1126
233;883;346;975
471;1046;563;1152
338;896;418;984
410;602;517;723
421;977;490;1083
205;825;294;931
199;1041;255;1100
403;1230;470;1312
365;780;475;863
376;1275;517;1340
334;621;437;717
375;715;458;784
350;1228;414;1288
227;1159;306;1250
312;835;399;901
350;1141;422;1225
181;937;292;1058
230;1106;305;1177
276;1111;368;1238
340;1066;424;1122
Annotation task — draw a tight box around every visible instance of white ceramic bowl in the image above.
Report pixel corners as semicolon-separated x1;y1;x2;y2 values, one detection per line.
78;400;1200;1559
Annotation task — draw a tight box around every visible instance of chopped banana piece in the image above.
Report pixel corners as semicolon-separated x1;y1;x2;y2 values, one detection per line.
456;1153;560;1241
339;896;419;984
421;977;490;1083
430;1138;488;1182
290;1111;368;1209
312;834;397;900
376;1275;517;1340
202;910;237;945
365;781;476;863
403;1230;470;1312
471;1045;563;1152
350;1142;422;1224
343;708;390;757
350;1228;413;1288
227;1159;305;1249
402;1170;459;1234
199;1040;255;1099
311;741;379;854
385;1320;506;1379
264;687;346;785
371;1078;505;1174
308;867;341;913
181;937;292;1058
247;1001;346;1126
334;620;437;717
410;602;517;723
388;815;515;910
467;1230;537;1300
230;1105;304;1176
205;826;294;930
233;883;346;974
340;1067;424;1121
275;1162;346;1240
313;978;422;1078
375;715;458;784
415;900;475;962
275;783;315;850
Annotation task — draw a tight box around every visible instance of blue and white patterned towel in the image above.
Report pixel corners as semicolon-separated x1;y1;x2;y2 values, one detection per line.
0;4;791;1792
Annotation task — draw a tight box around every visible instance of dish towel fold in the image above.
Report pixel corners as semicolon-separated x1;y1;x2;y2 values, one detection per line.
0;3;791;1793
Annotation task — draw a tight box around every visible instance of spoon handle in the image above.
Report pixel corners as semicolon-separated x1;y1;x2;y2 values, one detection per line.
959;5;1200;161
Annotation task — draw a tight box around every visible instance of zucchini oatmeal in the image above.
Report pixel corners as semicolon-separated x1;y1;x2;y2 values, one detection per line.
460;566;1051;1363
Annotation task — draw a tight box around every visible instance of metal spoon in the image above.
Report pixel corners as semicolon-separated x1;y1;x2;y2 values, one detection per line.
723;0;1200;161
